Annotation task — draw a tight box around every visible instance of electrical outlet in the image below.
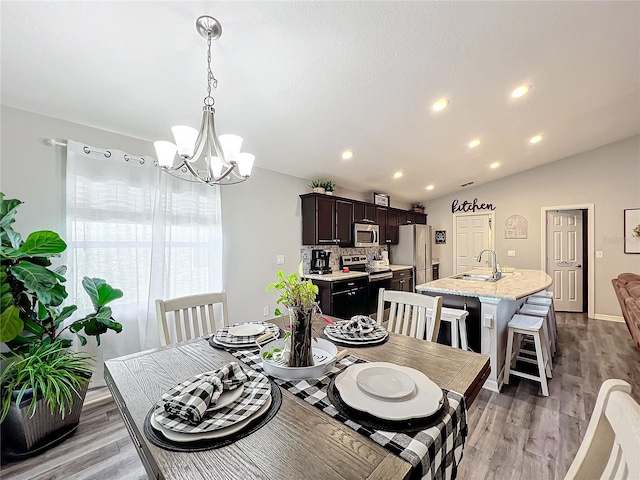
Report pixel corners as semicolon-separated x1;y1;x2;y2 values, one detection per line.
507;250;516;257
596;250;603;259
263;306;269;317
276;255;285;265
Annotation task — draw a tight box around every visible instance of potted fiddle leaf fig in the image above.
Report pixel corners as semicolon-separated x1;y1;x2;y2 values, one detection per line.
0;193;123;458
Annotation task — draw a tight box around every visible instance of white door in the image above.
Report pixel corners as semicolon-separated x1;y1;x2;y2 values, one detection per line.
546;210;584;312
454;213;493;274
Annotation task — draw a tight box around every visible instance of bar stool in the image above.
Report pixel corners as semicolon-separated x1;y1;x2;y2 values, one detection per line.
504;314;552;396
439;307;470;350
527;294;557;349
519;303;555;357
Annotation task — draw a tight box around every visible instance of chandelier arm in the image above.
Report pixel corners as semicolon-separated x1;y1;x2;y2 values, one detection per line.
207;109;232;168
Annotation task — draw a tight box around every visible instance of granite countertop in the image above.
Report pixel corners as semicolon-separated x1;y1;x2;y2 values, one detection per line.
415;268;552;301
389;264;413;272
303;271;369;282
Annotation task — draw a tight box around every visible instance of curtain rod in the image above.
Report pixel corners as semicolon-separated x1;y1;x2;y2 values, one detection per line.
41;138;151;165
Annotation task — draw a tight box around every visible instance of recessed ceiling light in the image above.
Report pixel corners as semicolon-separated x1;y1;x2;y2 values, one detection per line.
490;162;500;169
426;184;435;191
468;138;481;148
432;98;449;112
341;149;354;160
511;85;531;98
529;134;543;144
393;171;403;179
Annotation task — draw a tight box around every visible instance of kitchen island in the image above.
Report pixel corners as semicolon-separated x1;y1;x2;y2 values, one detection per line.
416;268;552;392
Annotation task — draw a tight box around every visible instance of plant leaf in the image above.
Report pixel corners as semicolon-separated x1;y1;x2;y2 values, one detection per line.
95;282;123;306
10;261;58;292
36;283;68;306
18;231;67;257
0;304;23;342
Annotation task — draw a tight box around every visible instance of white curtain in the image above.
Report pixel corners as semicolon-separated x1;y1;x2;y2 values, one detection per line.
65;140;222;386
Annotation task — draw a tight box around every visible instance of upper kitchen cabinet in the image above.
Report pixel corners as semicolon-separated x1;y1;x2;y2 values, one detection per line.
301;194;353;246
353;202;377;224
397;211;427;225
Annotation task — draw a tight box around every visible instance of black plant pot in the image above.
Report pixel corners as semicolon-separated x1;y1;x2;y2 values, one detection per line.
1;379;90;461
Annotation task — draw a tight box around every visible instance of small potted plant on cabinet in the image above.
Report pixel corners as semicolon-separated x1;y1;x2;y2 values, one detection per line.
412;203;425;214
322;180;336;195
0;193;123;459
309;180;325;194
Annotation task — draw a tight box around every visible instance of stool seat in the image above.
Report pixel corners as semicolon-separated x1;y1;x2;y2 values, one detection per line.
508;314;543;331
528;296;552;306
520;303;550;317
532;290;553;299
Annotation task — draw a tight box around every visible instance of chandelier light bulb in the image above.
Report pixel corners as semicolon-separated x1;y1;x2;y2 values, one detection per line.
236;153;256;177
171;126;199;158
154;141;178;168
219;134;243;160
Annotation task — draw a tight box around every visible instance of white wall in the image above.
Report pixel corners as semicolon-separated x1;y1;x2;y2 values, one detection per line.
426;135;640;317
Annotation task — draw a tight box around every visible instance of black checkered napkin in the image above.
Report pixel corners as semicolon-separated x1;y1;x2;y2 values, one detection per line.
154;368;271;433
163;362;247;424
340;315;377;334
324;322;388;342
214;322;280;345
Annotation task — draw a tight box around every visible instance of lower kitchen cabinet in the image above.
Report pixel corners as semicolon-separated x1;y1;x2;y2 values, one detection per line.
311;277;369;320
390;268;413;292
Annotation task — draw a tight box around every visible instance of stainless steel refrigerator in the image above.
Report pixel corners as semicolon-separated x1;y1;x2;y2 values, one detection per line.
390;225;433;286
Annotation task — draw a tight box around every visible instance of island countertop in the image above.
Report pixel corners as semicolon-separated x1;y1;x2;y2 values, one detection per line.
415;268;552;301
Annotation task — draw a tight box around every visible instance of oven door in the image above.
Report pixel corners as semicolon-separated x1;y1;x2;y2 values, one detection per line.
354;224;379;247
367;271;392;314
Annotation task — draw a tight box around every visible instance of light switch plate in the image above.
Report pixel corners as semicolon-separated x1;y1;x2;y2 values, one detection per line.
276;255;285;264
263;306;269;316
596;251;603;259
483;315;494;328
507;250;516;257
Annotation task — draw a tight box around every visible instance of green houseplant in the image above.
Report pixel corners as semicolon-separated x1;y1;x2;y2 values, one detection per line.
309;179;325;194
266;264;320;367
412;203;425;213
322;180;336;195
0;193;123;456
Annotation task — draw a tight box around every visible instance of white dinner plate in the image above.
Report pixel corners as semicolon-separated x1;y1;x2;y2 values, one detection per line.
356;366;415;400
335;362;444;420
212;337;257;349
228;323;266;337
207;385;244;411
323;330;388;346
151;395;272;442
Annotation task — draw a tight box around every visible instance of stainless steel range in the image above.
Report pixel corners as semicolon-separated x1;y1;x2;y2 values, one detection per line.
341;254;392;313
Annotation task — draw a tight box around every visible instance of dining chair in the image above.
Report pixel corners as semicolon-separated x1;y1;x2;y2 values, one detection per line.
155;292;229;346
376;288;443;341
564;379;640;480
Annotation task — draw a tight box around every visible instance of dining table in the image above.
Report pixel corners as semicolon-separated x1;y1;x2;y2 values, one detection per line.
104;317;490;480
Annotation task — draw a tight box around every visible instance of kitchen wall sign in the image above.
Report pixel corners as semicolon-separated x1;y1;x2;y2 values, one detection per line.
505;214;527;239
451;198;496;213
435;230;446;244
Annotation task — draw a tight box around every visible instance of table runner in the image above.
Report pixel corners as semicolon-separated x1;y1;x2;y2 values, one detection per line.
229;347;467;480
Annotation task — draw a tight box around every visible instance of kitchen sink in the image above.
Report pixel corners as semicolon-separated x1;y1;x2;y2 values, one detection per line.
450;273;501;282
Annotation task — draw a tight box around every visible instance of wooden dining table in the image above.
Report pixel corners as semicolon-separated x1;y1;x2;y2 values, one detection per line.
104;320;490;480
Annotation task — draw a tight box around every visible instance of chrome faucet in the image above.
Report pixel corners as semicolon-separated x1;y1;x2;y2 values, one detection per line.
476;249;501;280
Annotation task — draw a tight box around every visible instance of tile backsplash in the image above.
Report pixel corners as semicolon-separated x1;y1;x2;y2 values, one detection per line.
301;246;387;273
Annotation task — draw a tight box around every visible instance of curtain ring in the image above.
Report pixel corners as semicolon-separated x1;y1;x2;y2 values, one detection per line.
124;154;131;162
104;151;112;158
83;146;91;154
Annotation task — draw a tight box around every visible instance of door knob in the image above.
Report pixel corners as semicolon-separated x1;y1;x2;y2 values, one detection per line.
576;264;582;268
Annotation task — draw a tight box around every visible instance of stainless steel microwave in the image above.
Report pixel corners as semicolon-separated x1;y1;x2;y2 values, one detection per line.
353;223;379;247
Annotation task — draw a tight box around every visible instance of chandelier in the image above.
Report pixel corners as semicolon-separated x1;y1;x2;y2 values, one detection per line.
154;16;255;185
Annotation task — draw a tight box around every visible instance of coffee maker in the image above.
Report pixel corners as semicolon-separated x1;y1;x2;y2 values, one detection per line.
310;249;332;274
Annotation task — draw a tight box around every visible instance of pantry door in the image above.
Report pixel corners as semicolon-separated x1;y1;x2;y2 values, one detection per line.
453;213;494;274
546;210;584;312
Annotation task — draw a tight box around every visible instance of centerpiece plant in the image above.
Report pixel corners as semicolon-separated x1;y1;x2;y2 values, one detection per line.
0;193;123;452
266;264;320;367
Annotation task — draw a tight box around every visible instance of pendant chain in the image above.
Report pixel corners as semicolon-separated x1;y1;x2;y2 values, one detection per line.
204;33;217;106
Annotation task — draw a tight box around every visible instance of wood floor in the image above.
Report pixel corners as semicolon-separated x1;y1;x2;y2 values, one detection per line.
2;312;639;480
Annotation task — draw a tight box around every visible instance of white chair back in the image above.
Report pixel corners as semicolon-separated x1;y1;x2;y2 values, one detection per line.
564;379;640;480
155;292;229;346
376;288;443;341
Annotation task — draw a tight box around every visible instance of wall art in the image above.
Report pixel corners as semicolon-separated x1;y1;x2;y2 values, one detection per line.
505;214;527;239
624;208;640;254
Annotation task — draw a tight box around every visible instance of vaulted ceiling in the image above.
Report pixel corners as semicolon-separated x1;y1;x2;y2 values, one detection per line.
2;1;638;203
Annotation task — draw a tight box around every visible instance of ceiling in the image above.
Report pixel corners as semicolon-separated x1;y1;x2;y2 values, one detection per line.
2;1;639;204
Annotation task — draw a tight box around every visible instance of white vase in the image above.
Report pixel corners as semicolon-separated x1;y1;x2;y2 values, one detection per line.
325;191;333;195
312;187;325;193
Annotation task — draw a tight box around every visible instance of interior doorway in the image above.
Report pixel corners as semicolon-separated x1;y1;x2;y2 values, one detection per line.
541;204;595;318
546;210;586;312
453;212;495;274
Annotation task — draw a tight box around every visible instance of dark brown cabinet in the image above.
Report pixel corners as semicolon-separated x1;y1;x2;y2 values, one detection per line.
312;277;369;320
390;268;413;292
301;193;426;246
302;195;353;246
353;203;377;224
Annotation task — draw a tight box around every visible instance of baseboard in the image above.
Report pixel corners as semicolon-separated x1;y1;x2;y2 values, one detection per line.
593;314;625;323
482;378;500;393
83;387;113;408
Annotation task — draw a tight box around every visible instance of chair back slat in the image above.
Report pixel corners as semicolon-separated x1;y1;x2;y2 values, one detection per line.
564;379;640;480
375;288;442;341
155;292;229;346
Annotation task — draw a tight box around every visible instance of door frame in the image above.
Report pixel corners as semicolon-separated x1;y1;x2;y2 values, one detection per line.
540;204;594;318
452;211;496;272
